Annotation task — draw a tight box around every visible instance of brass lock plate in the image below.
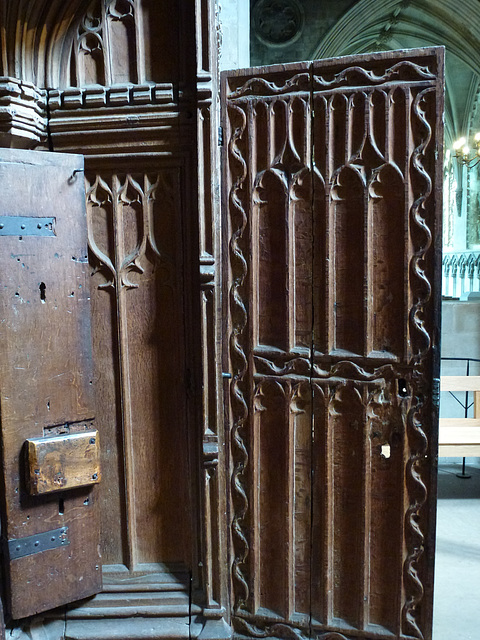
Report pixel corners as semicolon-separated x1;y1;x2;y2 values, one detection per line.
25;430;100;495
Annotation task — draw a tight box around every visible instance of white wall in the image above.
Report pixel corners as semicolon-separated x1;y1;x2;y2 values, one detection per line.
218;0;250;71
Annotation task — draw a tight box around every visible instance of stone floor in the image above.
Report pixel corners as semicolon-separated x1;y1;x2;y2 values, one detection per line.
433;458;480;640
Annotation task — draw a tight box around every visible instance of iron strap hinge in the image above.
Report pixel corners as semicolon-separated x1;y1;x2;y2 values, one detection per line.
0;216;56;237
6;526;70;560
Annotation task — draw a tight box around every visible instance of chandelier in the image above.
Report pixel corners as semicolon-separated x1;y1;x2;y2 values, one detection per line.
452;133;480;167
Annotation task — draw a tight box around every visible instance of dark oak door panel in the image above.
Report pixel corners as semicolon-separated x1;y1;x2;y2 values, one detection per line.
0;149;101;619
223;47;443;640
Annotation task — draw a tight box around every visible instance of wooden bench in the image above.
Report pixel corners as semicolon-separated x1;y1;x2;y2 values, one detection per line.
439;376;480;456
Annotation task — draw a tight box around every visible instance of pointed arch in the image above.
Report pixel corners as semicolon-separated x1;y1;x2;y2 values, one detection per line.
313;0;480;145
0;0;90;86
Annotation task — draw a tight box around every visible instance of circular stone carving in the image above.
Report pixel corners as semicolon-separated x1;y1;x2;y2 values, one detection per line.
253;0;304;46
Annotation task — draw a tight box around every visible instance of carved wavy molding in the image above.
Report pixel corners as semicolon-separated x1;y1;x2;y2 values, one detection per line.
234;617;353;640
401;86;436;640
312;360;398;383
227;72;310;100
225;60;436;104
312;60;435;90
253;349;310;377
253;346;401;380
227;102;250;611
255;355;402;382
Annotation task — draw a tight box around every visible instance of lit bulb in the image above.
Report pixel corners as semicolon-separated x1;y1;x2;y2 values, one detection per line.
474;132;480;142
453;136;467;150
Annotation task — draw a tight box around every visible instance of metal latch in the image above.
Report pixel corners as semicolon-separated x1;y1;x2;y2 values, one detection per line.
7;526;70;560
432;377;440;409
25;430;100;495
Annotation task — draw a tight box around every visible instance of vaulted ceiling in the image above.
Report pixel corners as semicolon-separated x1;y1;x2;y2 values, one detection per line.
250;0;480;147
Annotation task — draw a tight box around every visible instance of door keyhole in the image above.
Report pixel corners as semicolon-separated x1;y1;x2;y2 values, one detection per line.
39;282;46;303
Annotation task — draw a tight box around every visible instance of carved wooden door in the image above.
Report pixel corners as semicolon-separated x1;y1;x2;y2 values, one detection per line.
223;48;443;640
0;149;101;620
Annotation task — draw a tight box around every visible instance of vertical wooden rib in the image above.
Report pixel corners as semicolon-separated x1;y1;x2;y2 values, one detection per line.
128;173;192;565
310;383;330;625
332;166;365;355
366;383;405;631
286;97;295;354
113;174;137;569
286;98;296;619
360;386;371;631
292;382;312;620
258;380;288;616
312;95;327;355
326;96;336;355
369;164;405;356
292;96;312;352
251;382;261;614
371;90;387;159
293;168;313;350
88;177;127;565
330;384;365;627
286;384;295;620
255;147;288;348
329;93;347;179
390;86;411;364
399;85;414;634
249;98;261;612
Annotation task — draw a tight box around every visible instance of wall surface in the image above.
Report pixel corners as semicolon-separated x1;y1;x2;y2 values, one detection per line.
440;300;480;418
250;0;357;66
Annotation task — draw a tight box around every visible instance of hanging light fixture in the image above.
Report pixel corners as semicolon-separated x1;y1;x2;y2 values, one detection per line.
452;133;480;167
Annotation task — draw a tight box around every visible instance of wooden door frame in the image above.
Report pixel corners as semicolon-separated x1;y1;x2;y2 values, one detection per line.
0;1;230;639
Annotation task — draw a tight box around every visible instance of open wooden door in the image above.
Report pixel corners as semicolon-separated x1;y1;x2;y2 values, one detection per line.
223;48;443;640
0;149;101;620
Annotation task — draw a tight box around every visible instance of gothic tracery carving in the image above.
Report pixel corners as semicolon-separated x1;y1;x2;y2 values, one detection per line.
226;50;442;639
86;172;171;291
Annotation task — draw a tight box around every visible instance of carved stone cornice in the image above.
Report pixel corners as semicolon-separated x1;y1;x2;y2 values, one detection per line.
0;77;46;148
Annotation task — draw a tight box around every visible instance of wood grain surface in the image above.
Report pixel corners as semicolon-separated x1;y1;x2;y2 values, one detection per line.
26;430;100;495
0;149;101;619
223;47;443;640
